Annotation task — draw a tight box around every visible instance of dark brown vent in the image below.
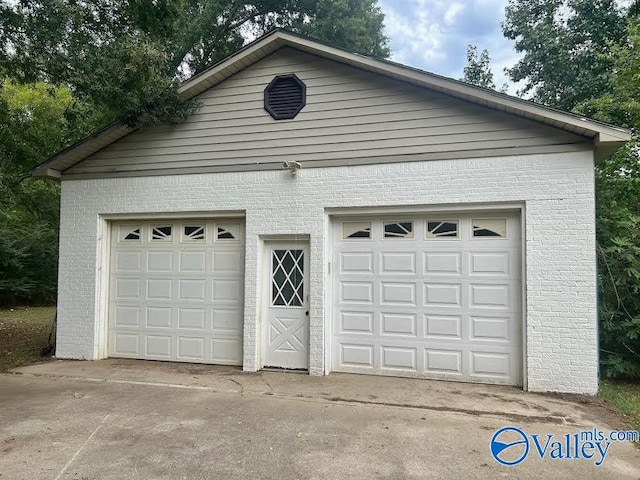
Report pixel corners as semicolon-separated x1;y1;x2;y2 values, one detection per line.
264;74;306;120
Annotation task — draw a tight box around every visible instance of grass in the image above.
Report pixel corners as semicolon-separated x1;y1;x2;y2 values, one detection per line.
599;379;640;439
0;306;56;372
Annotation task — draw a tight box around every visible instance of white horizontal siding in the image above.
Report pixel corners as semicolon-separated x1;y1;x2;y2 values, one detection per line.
65;48;590;178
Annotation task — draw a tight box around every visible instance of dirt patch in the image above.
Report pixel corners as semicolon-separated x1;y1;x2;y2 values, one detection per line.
0;307;56;372
538;390;638;436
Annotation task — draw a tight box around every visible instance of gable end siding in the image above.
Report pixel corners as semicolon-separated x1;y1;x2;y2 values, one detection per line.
63;48;591;179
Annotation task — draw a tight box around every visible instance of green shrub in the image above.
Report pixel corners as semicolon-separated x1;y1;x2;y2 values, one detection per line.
597;140;640;378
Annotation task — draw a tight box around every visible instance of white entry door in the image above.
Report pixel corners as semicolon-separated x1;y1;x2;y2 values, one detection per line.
262;241;310;370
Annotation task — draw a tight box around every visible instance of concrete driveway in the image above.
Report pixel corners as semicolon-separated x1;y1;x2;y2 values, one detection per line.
1;360;639;479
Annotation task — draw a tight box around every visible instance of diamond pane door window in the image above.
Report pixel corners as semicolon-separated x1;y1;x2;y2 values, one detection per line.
272;249;304;307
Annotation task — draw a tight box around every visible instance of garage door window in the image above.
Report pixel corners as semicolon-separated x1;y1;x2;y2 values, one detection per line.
121;226;141;241
342;222;372;239
151;226;173;241
472;219;506;238
426;221;458;239
217;224;239;240
183;225;205;241
384;221;414;239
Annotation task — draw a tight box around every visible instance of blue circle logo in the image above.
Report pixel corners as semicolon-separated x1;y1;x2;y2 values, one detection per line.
490;426;529;466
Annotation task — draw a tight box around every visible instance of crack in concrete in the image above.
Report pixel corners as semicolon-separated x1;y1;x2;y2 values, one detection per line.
5;372;577;426
323;396;570;425
259;373;274;394
225;377;244;396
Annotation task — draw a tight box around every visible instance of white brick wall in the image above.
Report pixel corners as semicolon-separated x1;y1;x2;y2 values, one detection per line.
56;150;598;394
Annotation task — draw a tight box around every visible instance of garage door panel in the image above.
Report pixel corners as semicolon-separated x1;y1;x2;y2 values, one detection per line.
177;308;206;330
340;343;375;368
114;306;141;327
146;307;172;328
148;251;173;272
340;311;374;335
115;278;141;300
380;252;417;274
340;281;374;304
469;284;510;308
109;220;244;365
212;279;242;303
177;336;205;360
340;252;374;273
380;282;417;305
381;313;418;337
424;314;462;339
332;213;522;386
145;335;172;358
148;278;173;300
470;316;512;342
382;346;417;371
211;338;242;364
469;351;513;378
116;251;142;271
212;250;243;274
424;252;462;275
424;283;461;307
469;252;510;275
177;278;206;301
112;333;140;356
179;251;207;272
212;309;243;333
425;349;462;374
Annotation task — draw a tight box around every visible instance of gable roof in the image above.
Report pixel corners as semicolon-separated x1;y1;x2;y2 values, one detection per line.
33;29;631;179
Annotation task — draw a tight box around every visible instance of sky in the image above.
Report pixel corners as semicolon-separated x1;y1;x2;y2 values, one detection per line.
378;0;518;91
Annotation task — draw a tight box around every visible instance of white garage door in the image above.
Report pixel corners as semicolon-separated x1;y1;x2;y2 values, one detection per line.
332;213;522;385
108;220;244;365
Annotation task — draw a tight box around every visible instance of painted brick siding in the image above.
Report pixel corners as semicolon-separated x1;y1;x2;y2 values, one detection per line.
56;150;598;394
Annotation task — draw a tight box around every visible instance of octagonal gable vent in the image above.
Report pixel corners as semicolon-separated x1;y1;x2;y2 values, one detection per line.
264;74;306;120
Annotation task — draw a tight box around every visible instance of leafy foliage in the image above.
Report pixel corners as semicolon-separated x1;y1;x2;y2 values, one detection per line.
502;0;626;110
576;18;640;129
596;143;640;378
501;0;640;379
577;18;640;378
0;81;83;305
460;45;496;90
0;0;389;128
0;2;389;306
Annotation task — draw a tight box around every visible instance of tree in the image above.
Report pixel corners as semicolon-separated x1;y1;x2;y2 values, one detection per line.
577;19;640;128
0;80;89;305
0;0;389;128
289;0;389;58
595;142;640;378
461;45;497;90
576;18;640;378
502;0;626;111
502;2;640;378
0;1;390;305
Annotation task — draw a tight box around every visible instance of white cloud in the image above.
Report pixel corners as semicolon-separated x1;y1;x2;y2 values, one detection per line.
444;3;464;25
379;0;522;93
